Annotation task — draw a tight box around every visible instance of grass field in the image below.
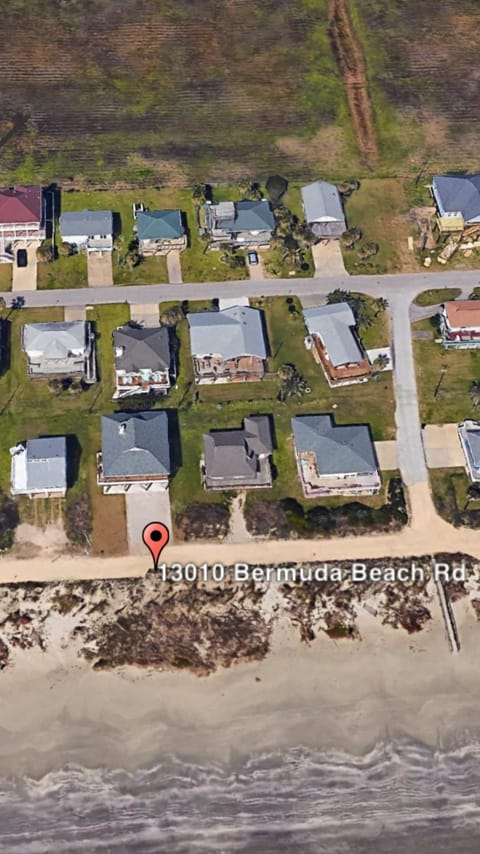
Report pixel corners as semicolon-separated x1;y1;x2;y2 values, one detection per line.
414;288;462;307
430;467;480;528
413;319;480;424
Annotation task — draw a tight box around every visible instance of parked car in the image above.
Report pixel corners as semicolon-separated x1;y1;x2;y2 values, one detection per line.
247;250;259;265
16;249;27;268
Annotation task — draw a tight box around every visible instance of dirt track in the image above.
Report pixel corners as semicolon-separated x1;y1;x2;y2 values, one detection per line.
328;0;378;167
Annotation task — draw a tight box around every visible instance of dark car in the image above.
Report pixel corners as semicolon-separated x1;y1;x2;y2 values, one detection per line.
247;250;259;265
16;248;28;268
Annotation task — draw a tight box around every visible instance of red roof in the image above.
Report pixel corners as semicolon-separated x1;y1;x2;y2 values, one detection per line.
0;185;42;225
444;300;480;328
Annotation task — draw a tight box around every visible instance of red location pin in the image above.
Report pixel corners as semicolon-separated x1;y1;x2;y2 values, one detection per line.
142;522;170;570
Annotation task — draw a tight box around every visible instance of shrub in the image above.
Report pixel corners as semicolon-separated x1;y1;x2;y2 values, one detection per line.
65;493;92;547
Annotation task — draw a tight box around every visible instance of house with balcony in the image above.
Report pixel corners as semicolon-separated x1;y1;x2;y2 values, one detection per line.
202;416;273;490
432;174;480;233
0;185;45;261
187;305;267;384
113;324;173;399
22;321;97;383
203;199;275;247
440;300;480;348
301;180;346;240
136;209;187;255
291;415;381;498
10;436;67;498
303;302;372;386
97;411;171;494
458;420;480;482
59;209;113;253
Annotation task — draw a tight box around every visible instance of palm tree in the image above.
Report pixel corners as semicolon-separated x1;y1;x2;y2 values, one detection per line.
327;288;352;305
192;184;206;205
470;382;480;409
340;227;361;249
373;354;389;373
277;364;295;382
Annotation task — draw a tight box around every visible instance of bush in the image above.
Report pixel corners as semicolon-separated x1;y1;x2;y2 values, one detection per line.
266;175;288;204
176;503;230;540
0;496;19;550
65;493;92;547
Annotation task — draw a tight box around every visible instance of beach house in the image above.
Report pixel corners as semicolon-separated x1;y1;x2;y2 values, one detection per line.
303;303;372;385
97;411;171;494
202;416;273;490
187;305;267;384
291;415;381;497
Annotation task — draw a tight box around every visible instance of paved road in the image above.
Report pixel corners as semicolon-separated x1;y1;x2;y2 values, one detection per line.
3;269;480;308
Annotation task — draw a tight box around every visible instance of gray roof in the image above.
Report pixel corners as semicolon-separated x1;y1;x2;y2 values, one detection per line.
26;437;67;491
101;411;170;478
203;416;272;479
136;209;184;241
113;325;170;372
211;199;275;232
23;321;87;357
292;415;378;475
59;209;113;238
301;181;346;231
433;175;480;222
463;424;480;467
304;303;363;366
187;306;267;360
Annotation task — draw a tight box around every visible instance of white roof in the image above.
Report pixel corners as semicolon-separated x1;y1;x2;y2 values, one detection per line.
304;303;363;366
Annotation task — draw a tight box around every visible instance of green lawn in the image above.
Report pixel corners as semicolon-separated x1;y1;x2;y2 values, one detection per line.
0;265;12;292
342;179;415;274
414;288;461;307
413;318;480;423
37;253;87;289
168;296;395;519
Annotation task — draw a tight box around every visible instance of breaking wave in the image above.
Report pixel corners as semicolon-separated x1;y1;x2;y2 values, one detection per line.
1;740;480;853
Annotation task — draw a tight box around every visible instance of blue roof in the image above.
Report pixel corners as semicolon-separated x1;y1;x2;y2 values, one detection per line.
433;175;480;222
136;209;185;240
292;415;377;475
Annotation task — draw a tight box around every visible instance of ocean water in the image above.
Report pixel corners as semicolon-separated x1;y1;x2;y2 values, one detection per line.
0;740;480;853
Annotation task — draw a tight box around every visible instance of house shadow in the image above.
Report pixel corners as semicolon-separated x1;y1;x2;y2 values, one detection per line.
0;318;12;375
181;211;191;249
44;183;60;242
112;211;122;243
167;408;182;478
65;434;82;488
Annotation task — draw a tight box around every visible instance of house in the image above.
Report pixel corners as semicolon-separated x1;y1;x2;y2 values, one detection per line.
301;180;346;240
440;300;480;348
22;321;96;383
97;411;171;494
291;415;381;497
113;324;173;399
0;185;45;261
202;416;273;490
458;420;480;482
136;209;187;255
432;174;480;233
303;303;372;386
203;199;275;247
10;436;67;498
187;305;267;384
59;209;113;252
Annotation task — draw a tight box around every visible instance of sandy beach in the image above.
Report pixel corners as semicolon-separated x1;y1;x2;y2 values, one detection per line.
1;587;479;780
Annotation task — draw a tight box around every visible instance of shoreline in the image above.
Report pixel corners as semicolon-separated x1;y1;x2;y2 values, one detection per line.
1;593;480;779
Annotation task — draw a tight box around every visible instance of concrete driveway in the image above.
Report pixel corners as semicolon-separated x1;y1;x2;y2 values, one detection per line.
247;253;266;280
311;241;346;276
130;303;159;327
87;252;113;287
126;489;172;555
12;244;37;291
166;251;183;284
423;424;465;468
374;440;398;470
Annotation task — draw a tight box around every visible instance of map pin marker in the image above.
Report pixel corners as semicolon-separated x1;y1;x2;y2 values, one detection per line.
142;522;170;570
